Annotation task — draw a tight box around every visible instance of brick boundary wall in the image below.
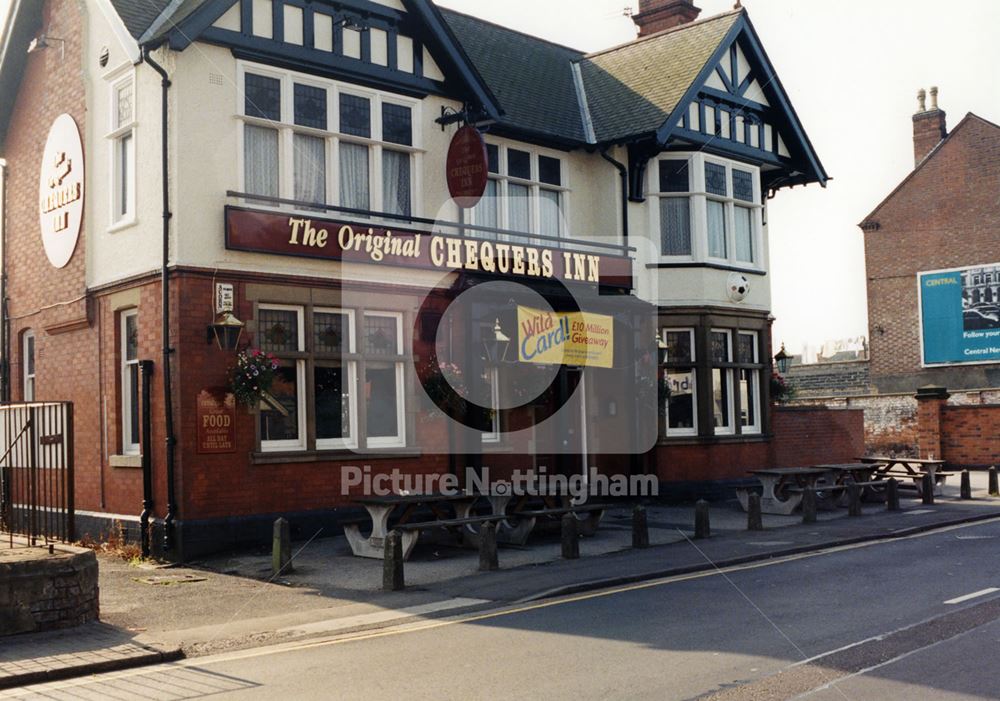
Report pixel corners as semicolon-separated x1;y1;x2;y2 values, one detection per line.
771;406;865;467
0;546;99;635
938;404;1000;468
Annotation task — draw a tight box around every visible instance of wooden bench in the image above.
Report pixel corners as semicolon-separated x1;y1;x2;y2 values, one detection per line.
394;514;510;550
506;503;610;537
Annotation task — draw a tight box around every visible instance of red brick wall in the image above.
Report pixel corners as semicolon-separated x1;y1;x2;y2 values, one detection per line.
864;115;1000;385
770;407;865;467
938;405;1000;467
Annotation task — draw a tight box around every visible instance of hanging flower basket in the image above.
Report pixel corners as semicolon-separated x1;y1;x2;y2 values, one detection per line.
770;371;796;404
228;348;280;408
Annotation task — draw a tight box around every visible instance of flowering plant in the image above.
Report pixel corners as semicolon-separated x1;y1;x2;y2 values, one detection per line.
770;371;795;404
228;348;280;407
417;358;468;416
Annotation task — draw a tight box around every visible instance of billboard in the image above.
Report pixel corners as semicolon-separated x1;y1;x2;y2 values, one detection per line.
919;263;1000;366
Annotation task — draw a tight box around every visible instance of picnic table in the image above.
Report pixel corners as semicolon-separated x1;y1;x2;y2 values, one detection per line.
344;493;478;560
857;456;951;496
483;478;605;543
738;467;833;515
815;463;886;502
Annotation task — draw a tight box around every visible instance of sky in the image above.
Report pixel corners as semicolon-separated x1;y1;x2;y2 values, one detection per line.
4;0;1000;356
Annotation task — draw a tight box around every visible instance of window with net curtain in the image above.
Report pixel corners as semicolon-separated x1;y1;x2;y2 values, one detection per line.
244;74;281;198
659;159;691;255
339;93;371;211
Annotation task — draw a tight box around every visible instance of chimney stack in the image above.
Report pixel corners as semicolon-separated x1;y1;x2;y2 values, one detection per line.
912;86;947;166
632;0;702;37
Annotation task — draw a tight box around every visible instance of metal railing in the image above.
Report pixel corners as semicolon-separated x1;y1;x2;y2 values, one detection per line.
0;402;74;547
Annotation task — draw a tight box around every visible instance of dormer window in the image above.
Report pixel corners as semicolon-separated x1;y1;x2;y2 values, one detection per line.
651;153;763;268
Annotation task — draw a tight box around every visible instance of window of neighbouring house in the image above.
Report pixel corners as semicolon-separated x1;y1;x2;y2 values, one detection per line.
22;330;35;402
109;73;136;226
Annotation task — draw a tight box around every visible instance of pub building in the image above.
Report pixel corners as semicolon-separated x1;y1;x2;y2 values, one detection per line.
0;0;827;557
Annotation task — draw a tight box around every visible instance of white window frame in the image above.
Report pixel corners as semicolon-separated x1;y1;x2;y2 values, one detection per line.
107;71;137;229
22;330;35;402
710;328;735;436
120;310;140;455
738;330;761;435
314;307;359;451
469;139;570;243
362;311;406;449
259;304;307;452
650;152;763;269
482;366;501;443
235;61;423;221
662;327;698;437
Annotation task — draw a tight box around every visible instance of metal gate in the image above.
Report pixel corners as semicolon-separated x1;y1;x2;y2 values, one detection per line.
0;402;74;545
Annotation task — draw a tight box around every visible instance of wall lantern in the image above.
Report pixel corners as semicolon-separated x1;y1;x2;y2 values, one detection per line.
774;343;790;374
27;34;66;59
483;318;510;365
656;331;669;365
207;312;245;351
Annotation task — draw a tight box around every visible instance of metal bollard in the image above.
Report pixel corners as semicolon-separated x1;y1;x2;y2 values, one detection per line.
272;517;293;576
632;504;650;549
747;493;763;531
801;488;817;524
383;530;404;591
847;482;862;517
887;478;900;512
479;521;499;571
989;466;999;497
961;470;972;500
561;513;580;559
922;473;935;505
694;500;710;539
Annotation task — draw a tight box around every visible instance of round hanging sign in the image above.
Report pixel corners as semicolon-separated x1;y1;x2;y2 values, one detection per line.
38;113;85;269
446;125;488;208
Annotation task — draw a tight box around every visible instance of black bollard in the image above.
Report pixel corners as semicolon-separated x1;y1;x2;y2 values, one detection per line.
747;493;763;531
272;517;293;576
694;500;710;539
561;513;580;559
802;488;817;524
922;473;935;505
961;470;972;500
887;478;900;512
632;505;650;549
479;521;499;571
989;466;999;497
847;482;862;517
383;530;404;591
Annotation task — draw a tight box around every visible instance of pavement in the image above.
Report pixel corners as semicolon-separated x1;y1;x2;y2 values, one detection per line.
3;470;1000;691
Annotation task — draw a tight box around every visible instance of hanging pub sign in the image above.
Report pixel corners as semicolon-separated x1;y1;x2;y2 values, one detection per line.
196;389;237;454
38;114;85;269
446;125;488;208
516;306;614;368
225;206;633;288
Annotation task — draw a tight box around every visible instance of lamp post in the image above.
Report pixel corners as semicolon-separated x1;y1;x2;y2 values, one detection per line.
482;318;510;365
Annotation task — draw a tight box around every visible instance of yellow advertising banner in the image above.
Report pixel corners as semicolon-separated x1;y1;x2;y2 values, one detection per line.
517;306;614;369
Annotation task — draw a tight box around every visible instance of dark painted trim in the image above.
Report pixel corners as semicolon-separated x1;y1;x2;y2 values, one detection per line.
671;127;787;167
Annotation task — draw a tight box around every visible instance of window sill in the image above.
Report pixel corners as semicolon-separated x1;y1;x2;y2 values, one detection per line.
250;448;423;465
110;454;142;468
656;434;771;446
107;218;138;234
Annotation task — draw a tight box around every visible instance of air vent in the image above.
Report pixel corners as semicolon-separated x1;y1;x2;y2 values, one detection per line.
98;46;109;68
209;73;225;86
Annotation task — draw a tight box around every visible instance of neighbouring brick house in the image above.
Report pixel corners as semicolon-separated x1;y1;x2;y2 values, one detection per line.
0;0;859;559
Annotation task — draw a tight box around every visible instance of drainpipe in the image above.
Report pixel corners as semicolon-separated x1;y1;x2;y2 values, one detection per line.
141;45;177;552
600;148;629;243
0;158;8;403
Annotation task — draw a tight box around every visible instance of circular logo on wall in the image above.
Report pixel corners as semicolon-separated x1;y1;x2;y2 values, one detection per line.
446;125;488;209
38;113;84;269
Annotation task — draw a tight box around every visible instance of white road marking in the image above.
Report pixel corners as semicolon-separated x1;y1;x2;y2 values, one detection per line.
943;587;999;605
277;597;491;635
903;509;935;515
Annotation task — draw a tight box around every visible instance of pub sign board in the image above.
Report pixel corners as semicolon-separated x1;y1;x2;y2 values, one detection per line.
446;126;488;208
225;206;633;289
38;114;84;269
197;389;237;454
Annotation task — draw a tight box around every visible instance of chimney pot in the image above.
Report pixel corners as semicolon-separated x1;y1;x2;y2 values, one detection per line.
633;0;702;36
917;88;926;113
912;86;946;167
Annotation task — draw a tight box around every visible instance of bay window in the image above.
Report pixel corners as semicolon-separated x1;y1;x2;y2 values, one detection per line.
710;329;735;435
652;153;762;267
737;331;761;434
238;63;418;217
662;328;697;436
256;303;406;453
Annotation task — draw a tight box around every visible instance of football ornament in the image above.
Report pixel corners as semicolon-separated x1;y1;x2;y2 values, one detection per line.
727;272;751;302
